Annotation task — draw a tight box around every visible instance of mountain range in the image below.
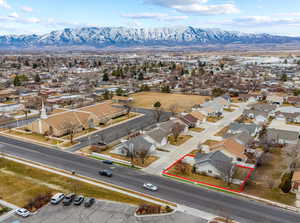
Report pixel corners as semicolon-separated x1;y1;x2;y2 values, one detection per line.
0;26;299;50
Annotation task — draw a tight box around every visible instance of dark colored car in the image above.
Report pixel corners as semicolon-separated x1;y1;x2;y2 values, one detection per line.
62;193;75;206
73;195;84;205
84;198;95;208
102;160;113;165
99;170;112;177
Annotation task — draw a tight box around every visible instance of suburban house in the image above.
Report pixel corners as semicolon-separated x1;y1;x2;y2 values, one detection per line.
275;111;300;123
144;128;169;147
197;103;224;117
26;101;127;137
266;94;284;105
194;150;235;180
292;169;300;193
238;94;258;103
159;119;189;134
267;128;300;145
286;96;300;105
225;122;261;137
117;135;156;157
179;114;201;128
209;138;248;163
0;103;24;113
190;111;207;123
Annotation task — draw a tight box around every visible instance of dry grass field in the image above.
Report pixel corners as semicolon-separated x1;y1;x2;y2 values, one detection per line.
131;92;209;112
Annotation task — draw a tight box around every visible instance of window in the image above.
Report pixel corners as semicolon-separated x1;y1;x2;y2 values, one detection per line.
208;170;212;174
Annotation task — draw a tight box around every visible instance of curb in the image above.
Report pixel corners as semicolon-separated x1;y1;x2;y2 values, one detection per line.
1;153;176;208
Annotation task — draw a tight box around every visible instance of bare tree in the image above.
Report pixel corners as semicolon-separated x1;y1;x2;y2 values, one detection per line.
123;100;133;117
285;142;300;171
171;123;183;142
219;161;235;185
169;103;179;116
136;149;149;166
61;121;80;144
174;160;189;175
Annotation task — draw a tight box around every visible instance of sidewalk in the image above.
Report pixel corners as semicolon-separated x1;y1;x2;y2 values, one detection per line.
1;153;216;221
0;200;19;222
144;103;246;175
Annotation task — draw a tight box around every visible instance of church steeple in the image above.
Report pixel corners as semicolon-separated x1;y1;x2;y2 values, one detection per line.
40;99;48;119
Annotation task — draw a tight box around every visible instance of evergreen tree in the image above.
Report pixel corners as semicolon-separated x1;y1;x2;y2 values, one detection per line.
102;73;109;81
34;74;41;83
138;72;144;80
13;75;21;86
279;172;293;193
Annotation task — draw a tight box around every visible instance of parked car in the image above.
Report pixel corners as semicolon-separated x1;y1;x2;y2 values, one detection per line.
50;193;65;204
84;198;95;207
62;193;75;206
102;160;113;165
99;170;112;177
73;195;84;205
15;208;30;217
143;183;158;191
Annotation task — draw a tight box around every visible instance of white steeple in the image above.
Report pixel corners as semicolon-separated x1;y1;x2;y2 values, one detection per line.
40;99;48;119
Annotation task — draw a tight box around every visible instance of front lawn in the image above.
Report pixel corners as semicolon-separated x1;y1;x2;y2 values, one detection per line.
110;112;139;125
0;158;151;208
243;148;296;205
168;135;192;146
207;116;223;123
190;128;204;133
167;163;241;191
215;126;229;137
202;140;219;147
6;130;63;145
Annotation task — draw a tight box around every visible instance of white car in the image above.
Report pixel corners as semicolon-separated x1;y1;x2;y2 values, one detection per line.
143;183;158;191
15;208;30;217
51;193;65;204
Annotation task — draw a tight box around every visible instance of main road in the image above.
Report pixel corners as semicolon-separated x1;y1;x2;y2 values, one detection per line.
0;135;299;223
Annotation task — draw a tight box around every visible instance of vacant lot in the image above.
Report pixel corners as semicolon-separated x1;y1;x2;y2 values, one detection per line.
0;158;149;208
131;92;209;112
244;148;296;205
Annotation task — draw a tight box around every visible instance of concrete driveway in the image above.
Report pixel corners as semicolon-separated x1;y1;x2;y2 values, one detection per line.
3;201;206;223
269;119;300;132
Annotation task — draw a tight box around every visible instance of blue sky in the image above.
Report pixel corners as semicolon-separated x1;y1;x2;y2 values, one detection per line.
0;0;300;35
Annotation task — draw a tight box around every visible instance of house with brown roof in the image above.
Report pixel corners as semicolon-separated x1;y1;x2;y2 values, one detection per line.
209;138;248;163
26;101;127;137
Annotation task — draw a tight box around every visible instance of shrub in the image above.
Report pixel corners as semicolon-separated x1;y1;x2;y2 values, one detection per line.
279;172;293;193
136;204;161;215
24;192;52;211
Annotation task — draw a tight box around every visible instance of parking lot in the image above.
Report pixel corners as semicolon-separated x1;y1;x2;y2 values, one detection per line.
4;200;206;223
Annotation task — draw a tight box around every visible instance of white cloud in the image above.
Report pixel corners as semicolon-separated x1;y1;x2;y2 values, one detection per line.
229;16;300;26
122;12;188;21
8;12;19;18
21;6;33;13
144;0;239;15
0;0;10;9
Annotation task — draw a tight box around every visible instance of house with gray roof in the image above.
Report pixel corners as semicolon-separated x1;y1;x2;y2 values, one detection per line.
225;122;261;137
194;151;235;181
117;135;156;157
267;128;299;145
144;128;169;147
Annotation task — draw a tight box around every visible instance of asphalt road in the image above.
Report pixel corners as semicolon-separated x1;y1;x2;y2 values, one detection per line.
0;136;299;223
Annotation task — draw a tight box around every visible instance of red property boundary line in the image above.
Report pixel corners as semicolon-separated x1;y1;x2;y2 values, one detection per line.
162;154;255;193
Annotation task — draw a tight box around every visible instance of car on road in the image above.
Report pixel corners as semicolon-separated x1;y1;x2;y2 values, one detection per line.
73;195;84;205
102;160;113;165
143;183;158;191
50;193;65;204
62;193;75;206
84;198;95;207
99;169;112;177
15;208;30;217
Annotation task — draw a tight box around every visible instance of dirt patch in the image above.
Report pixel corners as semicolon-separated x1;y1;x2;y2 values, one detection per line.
131;92;209;112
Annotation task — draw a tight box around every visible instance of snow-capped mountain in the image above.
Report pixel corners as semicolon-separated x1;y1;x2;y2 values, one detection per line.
0;26;299;49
